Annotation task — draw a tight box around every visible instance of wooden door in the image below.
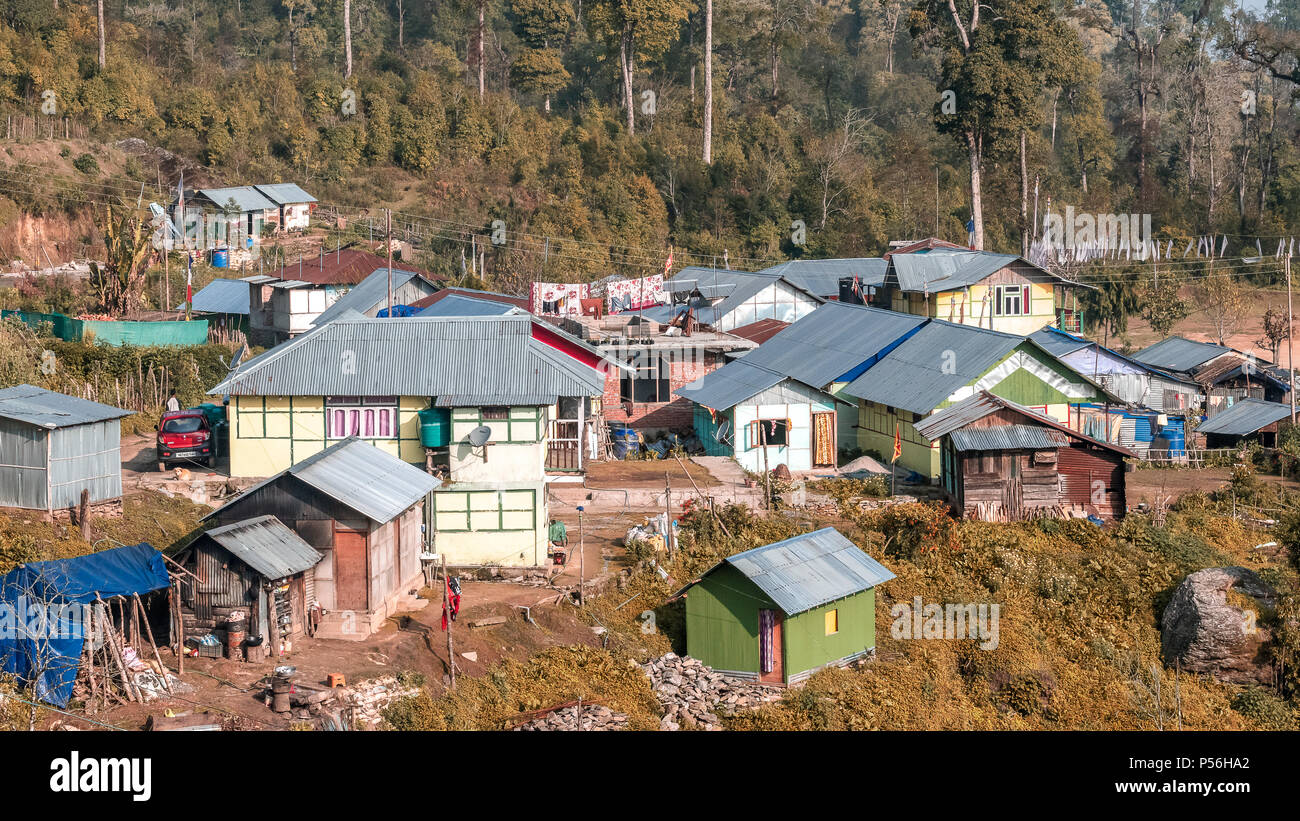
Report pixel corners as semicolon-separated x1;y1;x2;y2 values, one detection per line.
812;412;836;467
334;528;368;611
759;609;784;684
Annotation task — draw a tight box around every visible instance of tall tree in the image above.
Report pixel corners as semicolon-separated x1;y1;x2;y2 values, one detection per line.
509;0;574;112
703;0;712;163
96;0;105;69
588;0;693;135
344;0;353;78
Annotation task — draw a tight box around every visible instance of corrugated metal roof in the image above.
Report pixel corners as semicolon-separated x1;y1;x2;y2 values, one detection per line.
210;314;605;398
196;186;276;213
409;287;530;311
0;385;134;429
891;249;1020;292
660;268;822;325
1027;327;1092;358
416;294;522;317
1195;398;1292;436
433;393;556;407
203;515;323;579
178;278;251;315
729;318;790;344
1029;327;1199;388
1192;355;1287;390
733;302;926;388
206;438;439;524
889;249;1084;294
913;390;1134;456
949;425;1070;451
1132;336;1233;372
841;321;1023;413
252;183;316;204
267;248;442;286
675;359;788;411
759;258;887;297
722;527;895;615
312;267;427;326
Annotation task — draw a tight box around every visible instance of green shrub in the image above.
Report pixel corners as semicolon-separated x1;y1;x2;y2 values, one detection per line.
1230;687;1294;730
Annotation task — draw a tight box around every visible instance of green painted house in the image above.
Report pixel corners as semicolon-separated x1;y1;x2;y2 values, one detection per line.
673;528;896;685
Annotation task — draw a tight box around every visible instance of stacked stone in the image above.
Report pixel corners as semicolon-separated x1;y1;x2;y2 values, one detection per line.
642;653;783;731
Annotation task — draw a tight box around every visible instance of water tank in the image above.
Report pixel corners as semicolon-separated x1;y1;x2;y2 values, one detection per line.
1159;423;1185;456
212;248;229;268
608;422;641;458
418;407;452;448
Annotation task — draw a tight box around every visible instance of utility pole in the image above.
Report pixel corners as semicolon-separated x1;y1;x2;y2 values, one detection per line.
441;555;456;689
1288;250;1295;423
576;506;585;607
385;209;393;316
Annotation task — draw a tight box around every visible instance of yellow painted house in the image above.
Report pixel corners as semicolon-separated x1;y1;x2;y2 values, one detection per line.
838;320;1117;479
879;248;1088;336
210;313;610;568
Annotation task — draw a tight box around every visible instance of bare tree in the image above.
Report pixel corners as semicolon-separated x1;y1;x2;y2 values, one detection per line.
343;0;353;78
97;0;106;69
811;109;871;230
703;0;712;164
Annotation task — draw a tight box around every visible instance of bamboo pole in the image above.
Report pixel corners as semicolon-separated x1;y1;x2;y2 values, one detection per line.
134;593;172;694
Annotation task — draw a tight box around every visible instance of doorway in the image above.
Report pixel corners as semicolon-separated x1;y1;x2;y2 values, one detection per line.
758;609;784;684
334;528;368;612
812;412;836;467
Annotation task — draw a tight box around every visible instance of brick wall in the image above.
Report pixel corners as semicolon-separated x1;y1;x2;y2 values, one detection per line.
602;351;724;433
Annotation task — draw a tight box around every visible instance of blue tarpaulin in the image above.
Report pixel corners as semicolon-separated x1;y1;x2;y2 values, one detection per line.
0;543;169;707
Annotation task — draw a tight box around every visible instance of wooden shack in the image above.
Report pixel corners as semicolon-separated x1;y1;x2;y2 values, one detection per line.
915;391;1134;522
175;515;323;649
201;437;439;639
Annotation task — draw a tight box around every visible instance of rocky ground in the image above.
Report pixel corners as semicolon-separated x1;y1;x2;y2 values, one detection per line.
643;652;784;731
514;703;629;730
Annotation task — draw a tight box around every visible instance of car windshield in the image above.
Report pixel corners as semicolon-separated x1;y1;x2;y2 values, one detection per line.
162;417;204;434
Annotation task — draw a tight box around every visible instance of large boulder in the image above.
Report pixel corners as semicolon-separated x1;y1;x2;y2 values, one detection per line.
1160;567;1277;685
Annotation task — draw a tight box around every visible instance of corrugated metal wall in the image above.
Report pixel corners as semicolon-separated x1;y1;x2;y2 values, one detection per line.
0;416;48;509
48;419;123;509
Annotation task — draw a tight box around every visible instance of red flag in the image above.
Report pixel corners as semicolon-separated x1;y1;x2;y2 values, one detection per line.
891;422;902;463
663;246;673;274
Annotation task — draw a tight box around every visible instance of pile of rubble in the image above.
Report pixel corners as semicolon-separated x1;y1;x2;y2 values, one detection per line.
513;703;629;731
642;653;783;731
338;676;422;727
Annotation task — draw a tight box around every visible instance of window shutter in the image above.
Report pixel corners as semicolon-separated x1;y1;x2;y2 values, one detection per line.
1022;285;1031;314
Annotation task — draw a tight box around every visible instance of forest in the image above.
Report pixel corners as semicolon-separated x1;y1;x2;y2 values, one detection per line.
0;0;1299;335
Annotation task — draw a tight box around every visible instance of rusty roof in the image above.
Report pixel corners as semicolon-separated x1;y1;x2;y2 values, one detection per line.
264;248;442;286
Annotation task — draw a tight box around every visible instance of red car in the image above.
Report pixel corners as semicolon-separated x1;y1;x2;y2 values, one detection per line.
157;409;216;470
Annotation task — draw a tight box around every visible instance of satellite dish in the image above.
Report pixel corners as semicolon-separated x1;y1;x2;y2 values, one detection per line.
468;425;492;448
714;420;732;444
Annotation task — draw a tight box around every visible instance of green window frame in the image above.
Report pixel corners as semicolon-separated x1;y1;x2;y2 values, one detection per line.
433;488;537;532
457;406;545;443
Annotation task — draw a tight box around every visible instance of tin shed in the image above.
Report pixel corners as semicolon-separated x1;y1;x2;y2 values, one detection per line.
176;515;323;645
672;528;895;685
0;385;133;515
201;437;439;639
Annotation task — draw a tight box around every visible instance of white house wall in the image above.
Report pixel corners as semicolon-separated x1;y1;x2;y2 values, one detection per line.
714;281;821;332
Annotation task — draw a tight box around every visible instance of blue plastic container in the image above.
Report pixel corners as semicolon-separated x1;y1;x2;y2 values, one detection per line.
608;423;640;458
212;248;229;268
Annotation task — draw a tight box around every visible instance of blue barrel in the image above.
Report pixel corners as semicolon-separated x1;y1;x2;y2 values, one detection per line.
212;248;229;268
1159;424;1185;456
608;423;640;458
418;407;451;448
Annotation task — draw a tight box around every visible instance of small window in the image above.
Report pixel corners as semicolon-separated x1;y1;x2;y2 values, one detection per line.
994;284;1031;316
825;609;839;635
748;419;789;448
481;406;509;420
